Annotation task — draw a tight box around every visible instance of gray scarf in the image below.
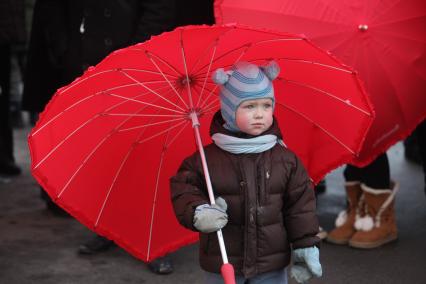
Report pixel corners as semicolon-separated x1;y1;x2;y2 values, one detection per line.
211;133;285;154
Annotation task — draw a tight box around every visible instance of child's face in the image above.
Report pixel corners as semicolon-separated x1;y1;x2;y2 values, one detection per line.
235;98;273;136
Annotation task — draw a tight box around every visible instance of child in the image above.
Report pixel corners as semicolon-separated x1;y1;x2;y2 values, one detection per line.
170;61;322;283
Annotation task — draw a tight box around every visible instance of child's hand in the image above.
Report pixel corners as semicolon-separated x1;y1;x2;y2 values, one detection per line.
193;197;228;233
290;246;322;283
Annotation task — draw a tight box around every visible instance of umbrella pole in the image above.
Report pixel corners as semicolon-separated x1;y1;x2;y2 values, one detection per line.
190;112;236;284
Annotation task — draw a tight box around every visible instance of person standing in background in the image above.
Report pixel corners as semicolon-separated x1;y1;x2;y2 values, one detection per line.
22;0;177;274
22;0;176;114
0;0;26;176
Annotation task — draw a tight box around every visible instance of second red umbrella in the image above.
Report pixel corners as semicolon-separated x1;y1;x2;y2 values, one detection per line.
215;0;426;165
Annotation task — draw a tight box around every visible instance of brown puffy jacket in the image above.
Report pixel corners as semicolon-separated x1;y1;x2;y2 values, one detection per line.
170;112;319;278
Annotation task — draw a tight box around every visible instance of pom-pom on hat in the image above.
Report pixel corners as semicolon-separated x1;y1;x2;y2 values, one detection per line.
212;61;280;132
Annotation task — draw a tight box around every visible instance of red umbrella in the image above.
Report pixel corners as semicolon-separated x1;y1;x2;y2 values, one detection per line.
215;0;426;166
28;25;373;280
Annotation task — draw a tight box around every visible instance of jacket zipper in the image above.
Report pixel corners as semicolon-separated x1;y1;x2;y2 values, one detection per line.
237;156;250;272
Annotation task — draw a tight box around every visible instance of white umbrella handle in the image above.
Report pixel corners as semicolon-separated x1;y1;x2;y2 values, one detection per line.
190;112;229;264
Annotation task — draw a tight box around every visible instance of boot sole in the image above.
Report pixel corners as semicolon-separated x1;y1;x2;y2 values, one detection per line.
349;234;398;249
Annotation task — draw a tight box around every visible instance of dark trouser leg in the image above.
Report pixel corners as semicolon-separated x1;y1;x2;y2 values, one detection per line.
344;153;390;189
0;44;14;163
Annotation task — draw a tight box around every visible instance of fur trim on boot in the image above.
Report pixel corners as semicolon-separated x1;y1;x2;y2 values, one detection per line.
349;182;399;249
327;182;364;245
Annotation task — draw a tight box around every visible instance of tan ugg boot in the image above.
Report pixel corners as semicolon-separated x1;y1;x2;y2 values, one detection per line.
349;182;399;249
326;182;364;245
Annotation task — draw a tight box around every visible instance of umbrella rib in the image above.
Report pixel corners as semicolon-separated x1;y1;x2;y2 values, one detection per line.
369;0;405;25
32;83;172;136
188;26;232;74
103;86;176;114
145;51;190;109
201;55;353;75
59;69;176;95
198;72;370;116
105;113;184;118
95;104;187;238
137;120;188;145
261;56;354;73
201;98;220;114
371;33;426;80
196;43;218;107
201;103;221;117
56;101;153;199
189;38;219;74
375;29;426;45
56;103;163;227
146;120;189;259
33;115;99;170
197;33;358;75
278;102;356;154
192;44;250;76
165;120;191;148
33;87;174;170
199;110;218;118
180;30;195;108
199;85;219;109
146;146;167;260
120;67;179;79
94;145;135;228
108;93;185;114
193;37;331;76
119;70;187;112
94;107;169;228
374;15;426;31
224;4;352;29
117;117;187;132
133;48;181;76
105;82;167;91
368;37;409;126
59;69;113;94
282;78;372;116
31;94;96;136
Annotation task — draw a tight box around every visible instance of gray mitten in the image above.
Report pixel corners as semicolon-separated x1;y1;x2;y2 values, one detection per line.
193;197;228;233
290;246;322;284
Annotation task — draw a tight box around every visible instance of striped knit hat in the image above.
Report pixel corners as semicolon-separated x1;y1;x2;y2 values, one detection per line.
212;61;280;132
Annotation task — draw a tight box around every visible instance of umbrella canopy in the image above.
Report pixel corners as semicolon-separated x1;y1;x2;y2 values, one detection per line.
28;24;373;262
215;0;426;166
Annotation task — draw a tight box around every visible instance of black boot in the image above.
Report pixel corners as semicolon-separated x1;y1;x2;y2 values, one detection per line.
0;160;21;176
148;256;174;275
78;235;115;255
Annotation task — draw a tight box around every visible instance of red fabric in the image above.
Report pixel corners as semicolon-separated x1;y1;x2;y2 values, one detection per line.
28;24;373;262
215;0;426;166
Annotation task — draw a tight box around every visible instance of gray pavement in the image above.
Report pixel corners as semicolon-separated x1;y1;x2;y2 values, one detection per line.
1;125;426;284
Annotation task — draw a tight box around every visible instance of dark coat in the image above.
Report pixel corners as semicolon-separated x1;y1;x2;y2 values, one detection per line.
170;112;320;278
175;0;214;26
22;0;176;112
0;0;26;44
